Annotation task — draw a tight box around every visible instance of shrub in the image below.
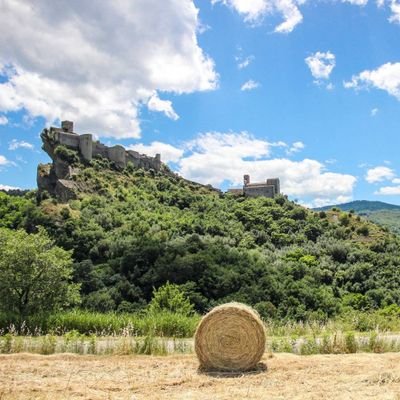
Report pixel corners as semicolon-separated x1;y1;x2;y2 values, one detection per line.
339;213;350;227
356;225;369;236
148;282;194;316
54;145;79;164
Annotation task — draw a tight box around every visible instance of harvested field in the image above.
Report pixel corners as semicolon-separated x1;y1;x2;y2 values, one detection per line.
1;353;400;399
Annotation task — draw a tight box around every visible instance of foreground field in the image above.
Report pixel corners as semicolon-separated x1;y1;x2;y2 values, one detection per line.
1;353;400;399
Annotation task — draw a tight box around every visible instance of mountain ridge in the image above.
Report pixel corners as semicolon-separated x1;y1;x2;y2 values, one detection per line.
314;200;400;212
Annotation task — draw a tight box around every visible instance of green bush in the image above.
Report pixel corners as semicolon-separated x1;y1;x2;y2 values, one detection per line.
54;145;79;164
148;283;194;317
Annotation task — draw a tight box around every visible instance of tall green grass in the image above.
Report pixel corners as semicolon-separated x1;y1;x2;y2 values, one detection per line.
1;307;400;339
0;310;200;337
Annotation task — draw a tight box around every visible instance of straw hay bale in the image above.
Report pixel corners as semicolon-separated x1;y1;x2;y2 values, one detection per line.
194;302;266;371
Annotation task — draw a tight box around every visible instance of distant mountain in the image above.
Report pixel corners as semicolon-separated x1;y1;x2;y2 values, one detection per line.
314;200;400;212
314;200;400;235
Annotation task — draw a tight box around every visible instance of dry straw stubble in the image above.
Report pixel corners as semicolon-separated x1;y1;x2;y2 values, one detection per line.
194;302;266;372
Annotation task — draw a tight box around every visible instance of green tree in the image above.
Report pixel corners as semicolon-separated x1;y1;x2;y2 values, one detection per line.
148;282;194;316
0;228;80;316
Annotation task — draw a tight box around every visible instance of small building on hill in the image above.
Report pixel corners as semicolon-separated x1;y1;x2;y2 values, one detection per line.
227;175;280;198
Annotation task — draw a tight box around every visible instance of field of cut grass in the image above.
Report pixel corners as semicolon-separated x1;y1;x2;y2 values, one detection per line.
1;353;400;399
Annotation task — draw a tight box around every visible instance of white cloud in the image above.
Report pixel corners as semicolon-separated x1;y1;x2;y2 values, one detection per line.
147;92;179;121
0;184;20;191
344;62;400;100
215;0;400;31
375;185;400;195
212;0;303;33
365;166;395;183
389;0;400;23
0;155;10;165
392;177;400;184
371;107;379;116
237;55;255;69
0;0;217;138
0;115;8;125
305;51;336;81
124;131;356;206
241;79;260;91
175;131;356;206
127;142;184;163
287;141;305;154
342;0;368;5
310;195;353;209
8;139;34;150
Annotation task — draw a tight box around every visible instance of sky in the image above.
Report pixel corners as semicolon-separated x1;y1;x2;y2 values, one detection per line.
0;0;399;207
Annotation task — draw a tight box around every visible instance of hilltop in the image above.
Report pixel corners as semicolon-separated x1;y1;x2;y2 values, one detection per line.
314;200;400;212
1;125;400;321
314;200;400;235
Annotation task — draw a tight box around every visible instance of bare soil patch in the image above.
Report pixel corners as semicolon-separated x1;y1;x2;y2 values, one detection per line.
0;352;400;399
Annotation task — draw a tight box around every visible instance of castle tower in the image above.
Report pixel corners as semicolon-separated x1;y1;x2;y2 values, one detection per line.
61;120;74;133
154;153;161;171
107;145;126;168
79;134;93;161
266;178;280;195
243;174;250;186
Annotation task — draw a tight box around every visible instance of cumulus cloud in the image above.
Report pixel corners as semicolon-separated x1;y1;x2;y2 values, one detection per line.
167;131;356;206
0;155;10;165
241;80;260;91
126;132;355;206
342;0;368;5
344;62;400;100
0;115;8;125
146;92;179;121
286;141;305;154
214;0;400;33
212;0;303;33
127;142;184;163
365;166;395;183
8;139;34;150
389;0;400;23
375;185;400;195
305;51;336;82
0;0;217;138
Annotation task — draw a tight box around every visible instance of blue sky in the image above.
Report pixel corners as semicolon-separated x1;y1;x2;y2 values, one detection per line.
0;0;399;207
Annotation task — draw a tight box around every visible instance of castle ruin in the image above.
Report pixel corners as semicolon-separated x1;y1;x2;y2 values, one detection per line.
228;175;280;198
51;120;161;170
37;120;163;202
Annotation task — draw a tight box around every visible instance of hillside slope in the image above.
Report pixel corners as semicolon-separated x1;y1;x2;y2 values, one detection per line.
314;200;400;235
314;200;400;212
1;148;400;320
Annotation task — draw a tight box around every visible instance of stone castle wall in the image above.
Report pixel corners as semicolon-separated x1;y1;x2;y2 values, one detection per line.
244;184;275;198
51;121;161;171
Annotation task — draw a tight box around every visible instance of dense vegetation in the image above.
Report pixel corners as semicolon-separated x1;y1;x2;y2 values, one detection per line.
1;153;400;324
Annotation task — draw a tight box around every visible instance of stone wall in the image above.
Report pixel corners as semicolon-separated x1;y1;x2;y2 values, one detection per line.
244;184;275;198
50;121;162;171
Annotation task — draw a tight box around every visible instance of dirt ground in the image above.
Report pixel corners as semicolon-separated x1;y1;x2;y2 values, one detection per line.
0;353;400;400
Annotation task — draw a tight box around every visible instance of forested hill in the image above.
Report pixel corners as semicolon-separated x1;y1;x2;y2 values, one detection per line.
1;153;400;320
314;200;400;235
314;200;400;212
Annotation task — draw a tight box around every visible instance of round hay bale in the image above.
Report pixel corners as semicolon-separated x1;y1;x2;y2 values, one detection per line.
194;302;266;372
